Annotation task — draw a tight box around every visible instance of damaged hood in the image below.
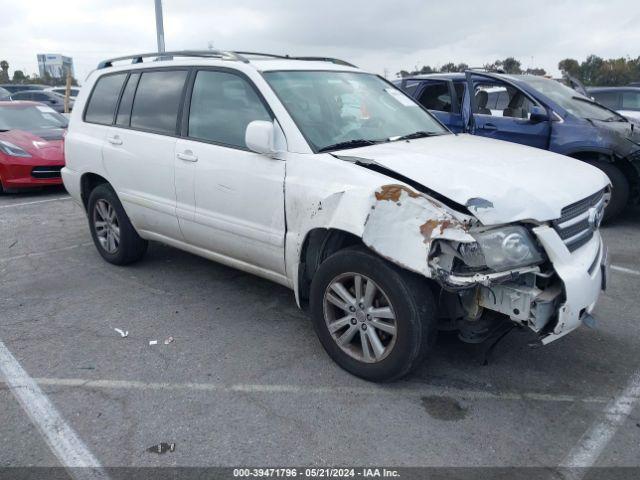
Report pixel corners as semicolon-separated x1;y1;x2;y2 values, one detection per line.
337;134;610;225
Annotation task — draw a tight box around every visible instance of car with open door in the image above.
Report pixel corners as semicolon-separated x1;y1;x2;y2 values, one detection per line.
396;71;640;220
63;51;610;382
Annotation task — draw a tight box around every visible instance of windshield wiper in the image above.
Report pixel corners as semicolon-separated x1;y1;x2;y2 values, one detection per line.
317;139;382;153
389;131;443;141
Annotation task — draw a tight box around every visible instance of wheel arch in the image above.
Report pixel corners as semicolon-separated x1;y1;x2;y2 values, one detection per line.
296;228;364;309
80;172;110;211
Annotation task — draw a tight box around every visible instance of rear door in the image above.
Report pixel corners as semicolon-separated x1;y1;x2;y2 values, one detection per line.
101;68;188;241
465;71;551;149
413;79;464;133
174;68;287;275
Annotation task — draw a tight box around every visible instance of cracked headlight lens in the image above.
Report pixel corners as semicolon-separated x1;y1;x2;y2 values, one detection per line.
460;226;544;271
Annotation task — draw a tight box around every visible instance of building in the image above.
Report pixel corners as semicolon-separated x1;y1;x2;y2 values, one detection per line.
37;54;74;80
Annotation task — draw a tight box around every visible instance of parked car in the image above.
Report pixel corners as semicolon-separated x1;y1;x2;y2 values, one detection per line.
45;86;81;100
395;72;640;219
0;84;46;94
0;87;11;100
0;101;67;191
63;51;609;381
588;87;640;123
9;90;73;113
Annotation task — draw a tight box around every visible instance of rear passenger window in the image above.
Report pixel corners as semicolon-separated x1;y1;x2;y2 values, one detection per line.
417;82;452;112
188;70;271;149
85;73;127;125
116;73;140;126
130;70;188;134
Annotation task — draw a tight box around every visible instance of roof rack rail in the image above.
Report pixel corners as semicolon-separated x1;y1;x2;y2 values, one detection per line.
232;52;357;68
97;50;250;69
467;67;506;74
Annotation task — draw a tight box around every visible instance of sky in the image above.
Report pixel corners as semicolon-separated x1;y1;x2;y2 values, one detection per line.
1;0;639;84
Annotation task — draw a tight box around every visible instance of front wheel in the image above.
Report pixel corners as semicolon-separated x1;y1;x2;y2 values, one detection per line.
309;246;437;382
585;161;629;222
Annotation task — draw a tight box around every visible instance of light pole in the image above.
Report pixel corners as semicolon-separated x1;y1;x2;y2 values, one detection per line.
154;0;166;53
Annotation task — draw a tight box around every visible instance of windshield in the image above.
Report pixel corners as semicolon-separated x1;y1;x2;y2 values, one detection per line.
518;76;625;122
263;70;448;152
0;104;68;131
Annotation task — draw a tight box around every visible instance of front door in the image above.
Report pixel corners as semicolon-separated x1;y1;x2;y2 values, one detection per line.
174;69;287;276
465;72;551;149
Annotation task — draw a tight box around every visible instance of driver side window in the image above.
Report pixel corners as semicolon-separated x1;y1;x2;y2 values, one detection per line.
472;80;536;119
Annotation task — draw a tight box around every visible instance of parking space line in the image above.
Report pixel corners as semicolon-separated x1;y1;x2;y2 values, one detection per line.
0;242;94;262
560;370;640;477
611;265;640;277
0;196;71;209
0;342;108;480
12;376;610;404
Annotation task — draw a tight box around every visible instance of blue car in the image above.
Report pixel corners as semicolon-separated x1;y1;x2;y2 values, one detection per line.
395;71;640;219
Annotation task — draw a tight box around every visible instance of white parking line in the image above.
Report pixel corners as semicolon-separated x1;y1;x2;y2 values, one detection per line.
0;342;108;480
611;265;640;277
0;196;71;209
10;376;609;404
560;370;640;477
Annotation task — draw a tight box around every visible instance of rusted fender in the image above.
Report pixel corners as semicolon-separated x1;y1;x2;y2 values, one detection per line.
362;184;475;277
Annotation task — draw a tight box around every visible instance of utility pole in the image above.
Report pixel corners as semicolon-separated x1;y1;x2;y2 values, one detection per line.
154;0;166;53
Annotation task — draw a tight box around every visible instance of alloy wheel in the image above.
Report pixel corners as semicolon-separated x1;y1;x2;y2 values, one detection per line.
93;199;120;254
323;272;397;363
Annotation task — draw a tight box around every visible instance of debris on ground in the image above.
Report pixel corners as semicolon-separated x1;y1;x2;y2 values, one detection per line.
149;340;158;345
164;336;174;345
114;328;128;338
146;442;175;454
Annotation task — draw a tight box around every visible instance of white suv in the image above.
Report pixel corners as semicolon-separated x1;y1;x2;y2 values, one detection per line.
63;51;610;381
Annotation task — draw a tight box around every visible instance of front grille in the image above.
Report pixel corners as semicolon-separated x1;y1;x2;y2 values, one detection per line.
31;166;62;179
552;189;606;252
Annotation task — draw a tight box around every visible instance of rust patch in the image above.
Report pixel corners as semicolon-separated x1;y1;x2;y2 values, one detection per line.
375;184;420;202
420;219;440;239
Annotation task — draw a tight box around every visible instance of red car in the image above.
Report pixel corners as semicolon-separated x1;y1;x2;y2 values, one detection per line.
0;101;67;192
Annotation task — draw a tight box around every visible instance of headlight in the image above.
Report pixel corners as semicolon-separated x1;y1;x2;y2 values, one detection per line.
458;226;544;271
0;140;31;157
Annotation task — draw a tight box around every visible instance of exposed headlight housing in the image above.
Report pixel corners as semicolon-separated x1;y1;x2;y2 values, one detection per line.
0;140;31;158
458;226;544;271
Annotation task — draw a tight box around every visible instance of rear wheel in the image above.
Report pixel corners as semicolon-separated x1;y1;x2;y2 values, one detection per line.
310;246;437;382
87;184;147;265
586;161;629;221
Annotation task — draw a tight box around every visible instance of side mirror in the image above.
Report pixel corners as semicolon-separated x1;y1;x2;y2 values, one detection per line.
529;106;549;123
245;120;275;155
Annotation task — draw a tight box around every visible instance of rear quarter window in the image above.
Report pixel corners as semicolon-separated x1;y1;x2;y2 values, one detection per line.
85;73;127;125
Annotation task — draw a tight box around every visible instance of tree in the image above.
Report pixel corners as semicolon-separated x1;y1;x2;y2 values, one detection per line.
580;54;604;85
440;62;458;73
0;60;9;83
12;70;28;84
525;67;547;76
558;58;580;78
500;57;522;74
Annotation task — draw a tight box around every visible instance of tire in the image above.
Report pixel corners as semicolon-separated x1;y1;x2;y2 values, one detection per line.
87;183;147;265
586;161;629;222
309;246;437;382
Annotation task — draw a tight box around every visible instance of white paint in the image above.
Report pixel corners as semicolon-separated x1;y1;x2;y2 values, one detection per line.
0;342;107;479
611;265;640;277
560;371;640;475
6;376;610;404
0;196;71;209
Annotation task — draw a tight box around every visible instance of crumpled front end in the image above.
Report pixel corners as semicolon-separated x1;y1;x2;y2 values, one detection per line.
361;183;609;345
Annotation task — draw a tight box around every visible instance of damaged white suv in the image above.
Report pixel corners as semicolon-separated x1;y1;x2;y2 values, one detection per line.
63;51;611;381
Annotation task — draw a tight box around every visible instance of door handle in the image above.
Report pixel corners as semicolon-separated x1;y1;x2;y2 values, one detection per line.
482;123;498;131
176;150;198;162
106;135;122;145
